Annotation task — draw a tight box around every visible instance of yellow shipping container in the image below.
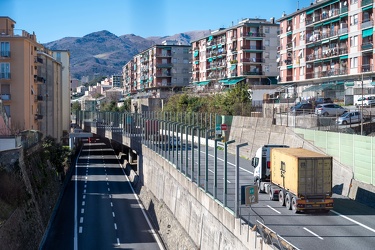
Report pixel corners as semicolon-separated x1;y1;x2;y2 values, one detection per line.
270;148;332;197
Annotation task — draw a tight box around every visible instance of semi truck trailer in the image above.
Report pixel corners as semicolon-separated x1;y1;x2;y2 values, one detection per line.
251;145;333;213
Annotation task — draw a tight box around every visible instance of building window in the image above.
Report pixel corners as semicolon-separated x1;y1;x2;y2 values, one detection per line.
173;58;177;63
264;27;270;33
183;48;189;53
0;42;10;57
350;14;358;26
0;62;10;79
264;39;270;46
265;65;269;72
350;57;358;68
183;58;189;63
183;78;188;83
173;78;177;83
350;35;358;47
300;13;305;23
56;52;61;62
264;52;269;58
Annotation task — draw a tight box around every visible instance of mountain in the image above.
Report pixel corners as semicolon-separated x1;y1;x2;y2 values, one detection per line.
44;30;211;80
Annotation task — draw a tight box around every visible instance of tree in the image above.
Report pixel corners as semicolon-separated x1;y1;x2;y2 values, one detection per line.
71;101;81;113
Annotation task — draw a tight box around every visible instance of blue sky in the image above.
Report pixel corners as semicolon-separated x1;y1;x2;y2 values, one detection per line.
1;0;312;44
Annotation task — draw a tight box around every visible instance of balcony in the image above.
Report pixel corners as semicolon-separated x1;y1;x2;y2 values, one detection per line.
362;64;373;72
0;73;11;79
0;94;11;100
242;32;265;38
241;58;264;63
242;70;263;76
361;0;372;7
241;45;265;51
34;95;44;101
34;56;43;64
155;53;171;57
361;42;373;51
34;114;43;120
361;20;373;29
155;73;171;77
0;51;10;57
156;63;172;68
34;75;45;83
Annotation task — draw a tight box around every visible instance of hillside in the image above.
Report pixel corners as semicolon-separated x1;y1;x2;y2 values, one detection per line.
44;30;211;80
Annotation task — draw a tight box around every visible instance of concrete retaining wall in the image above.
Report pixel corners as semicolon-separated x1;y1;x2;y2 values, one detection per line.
137;146;272;250
225;116;354;197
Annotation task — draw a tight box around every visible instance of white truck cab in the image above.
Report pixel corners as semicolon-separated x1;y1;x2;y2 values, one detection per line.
251;145;289;192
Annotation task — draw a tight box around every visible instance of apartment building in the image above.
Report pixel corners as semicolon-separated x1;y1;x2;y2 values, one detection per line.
0;16;68;142
277;0;375;102
111;75;123;88
122;40;191;99
190;18;279;91
52;50;71;139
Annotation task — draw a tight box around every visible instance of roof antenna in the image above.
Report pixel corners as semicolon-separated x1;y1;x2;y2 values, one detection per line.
297;1;299;10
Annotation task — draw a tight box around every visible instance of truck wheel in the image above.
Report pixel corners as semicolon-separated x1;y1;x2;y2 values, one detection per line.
279;190;285;206
292;197;298;213
285;193;292;210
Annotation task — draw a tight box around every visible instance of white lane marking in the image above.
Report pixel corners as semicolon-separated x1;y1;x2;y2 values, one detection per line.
85;180;87;184
108;188;110;192
331;210;375;233
114;223;117;230
197;149;253;174
81;208;84;214
112;212;115;217
84;184;87;188
83;189;86;194
107;182;109;185
267;205;281;214
79;227;83;234
82;201;85;206
110;202;113;207
303;227;324;240
83;195;86;199
80;217;83;223
117;238;120;245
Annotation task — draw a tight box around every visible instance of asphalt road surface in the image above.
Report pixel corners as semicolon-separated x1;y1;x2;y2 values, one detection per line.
41;137;164;250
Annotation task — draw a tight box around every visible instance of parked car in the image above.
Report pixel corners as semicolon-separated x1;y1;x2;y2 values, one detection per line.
336;111;364;125
315;97;333;105
290;103;314;115
355;96;375;107
315;103;348;117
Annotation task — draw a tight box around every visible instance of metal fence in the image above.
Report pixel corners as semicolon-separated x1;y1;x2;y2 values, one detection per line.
77;110;297;250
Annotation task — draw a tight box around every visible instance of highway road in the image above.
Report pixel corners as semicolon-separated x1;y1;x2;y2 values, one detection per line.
41;137;164;250
153;139;375;250
77;122;375;250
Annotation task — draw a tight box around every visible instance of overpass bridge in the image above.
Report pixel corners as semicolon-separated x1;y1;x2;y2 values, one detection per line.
75;110;375;250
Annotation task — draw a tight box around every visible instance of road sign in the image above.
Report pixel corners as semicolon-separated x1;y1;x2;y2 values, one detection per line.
215;124;222;135
240;185;258;205
221;124;227;131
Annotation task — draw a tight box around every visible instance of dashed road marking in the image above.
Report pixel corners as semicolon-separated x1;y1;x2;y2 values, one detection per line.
114;223;117;230
80;217;83;223
331;210;375;233
303;227;323;240
112;212;115;217
79;227;83;234
82;201;85;206
267;205;281;214
81;208;84;214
